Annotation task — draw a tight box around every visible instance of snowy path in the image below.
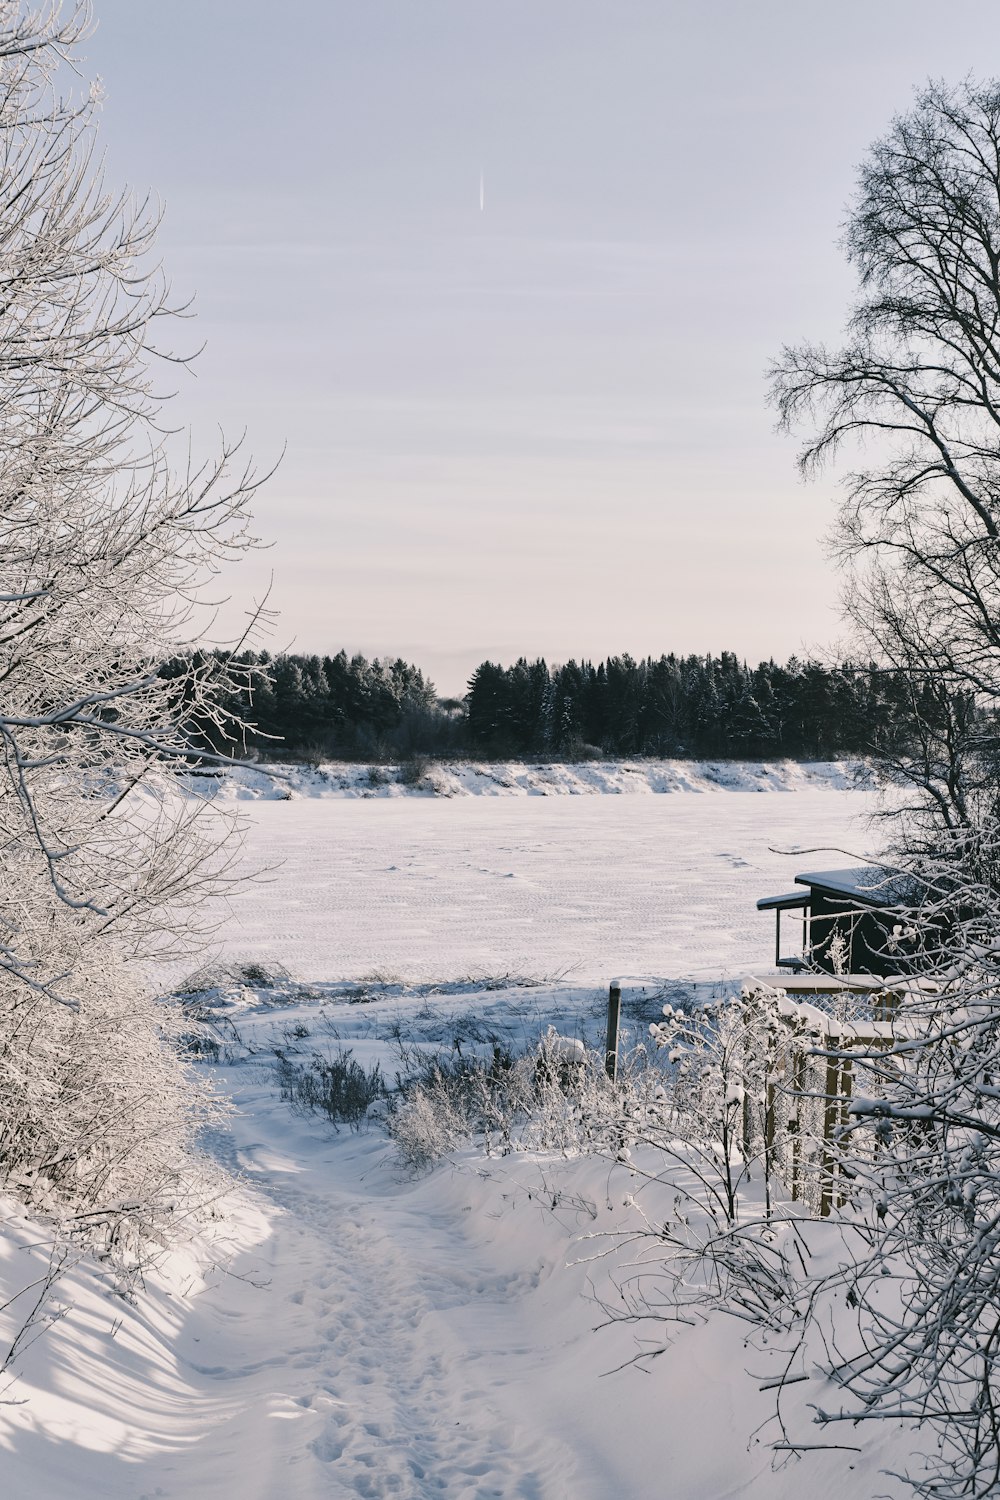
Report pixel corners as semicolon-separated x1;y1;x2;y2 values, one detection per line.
3;1033;912;1500
135;1086;584;1500
133;1071;909;1500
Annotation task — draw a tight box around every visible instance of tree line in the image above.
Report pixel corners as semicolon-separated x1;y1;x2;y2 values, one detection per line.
172;647;924;762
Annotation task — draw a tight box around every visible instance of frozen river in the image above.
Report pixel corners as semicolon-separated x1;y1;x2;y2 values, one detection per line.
217;788;878;984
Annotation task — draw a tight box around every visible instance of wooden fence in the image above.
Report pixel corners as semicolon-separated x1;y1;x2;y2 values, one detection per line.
744;975;937;1217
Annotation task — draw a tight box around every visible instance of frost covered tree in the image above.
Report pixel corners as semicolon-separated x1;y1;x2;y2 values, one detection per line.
768;78;1000;1496
0;1;262;997
0;1;262;1259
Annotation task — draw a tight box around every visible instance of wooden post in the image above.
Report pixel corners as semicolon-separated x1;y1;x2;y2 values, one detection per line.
789;1028;807;1203
834;1051;855;1213
605;979;622;1081
820;1050;842;1218
875;988;900;1022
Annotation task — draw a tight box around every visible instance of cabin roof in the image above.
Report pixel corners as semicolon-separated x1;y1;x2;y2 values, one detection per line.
793;865;923;908
756;890;810;912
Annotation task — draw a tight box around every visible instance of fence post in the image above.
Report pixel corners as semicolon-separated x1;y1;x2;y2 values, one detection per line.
605;979;622;1081
820;1048;842;1218
789;1026;807;1203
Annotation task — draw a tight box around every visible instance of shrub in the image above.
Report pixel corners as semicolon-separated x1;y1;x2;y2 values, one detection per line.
275;1046;385;1129
386;1029;665;1172
0;948;226;1278
398;755;434;787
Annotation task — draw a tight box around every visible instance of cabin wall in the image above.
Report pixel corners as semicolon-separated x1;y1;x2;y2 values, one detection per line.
808;889;895;976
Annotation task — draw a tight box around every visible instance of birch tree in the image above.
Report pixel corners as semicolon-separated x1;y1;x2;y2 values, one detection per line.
771;78;1000;871
768;79;1000;1496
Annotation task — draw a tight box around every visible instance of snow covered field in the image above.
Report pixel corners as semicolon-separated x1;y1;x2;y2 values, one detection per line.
215;775;877;984
4;768;925;1500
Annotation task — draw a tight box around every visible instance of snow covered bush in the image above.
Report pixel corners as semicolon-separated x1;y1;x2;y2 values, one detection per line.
0;942;226;1276
386;1044;525;1171
397;755;435;788
385;1070;484;1173
593;988;815;1338
387;1028;670;1173
646;989;790;1223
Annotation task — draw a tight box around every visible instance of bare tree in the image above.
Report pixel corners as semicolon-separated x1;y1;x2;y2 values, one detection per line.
766;79;1000;1496
771;78;1000;866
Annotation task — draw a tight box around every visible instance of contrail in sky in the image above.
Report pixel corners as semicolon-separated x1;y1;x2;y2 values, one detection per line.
479;168;484;212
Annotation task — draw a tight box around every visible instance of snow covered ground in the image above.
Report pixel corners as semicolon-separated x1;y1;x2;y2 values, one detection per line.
1;978;916;1500
3;766;925;1499
212;781;876;984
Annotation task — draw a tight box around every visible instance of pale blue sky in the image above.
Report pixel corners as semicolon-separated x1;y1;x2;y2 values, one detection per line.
87;1;1000;694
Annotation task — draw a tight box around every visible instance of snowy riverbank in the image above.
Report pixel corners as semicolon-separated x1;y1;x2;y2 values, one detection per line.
183;757;875;801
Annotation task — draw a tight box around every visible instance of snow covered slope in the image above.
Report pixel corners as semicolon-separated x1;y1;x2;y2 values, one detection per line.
1;978;916;1499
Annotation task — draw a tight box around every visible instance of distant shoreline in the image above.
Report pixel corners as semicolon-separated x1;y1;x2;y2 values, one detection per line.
181;757;877;802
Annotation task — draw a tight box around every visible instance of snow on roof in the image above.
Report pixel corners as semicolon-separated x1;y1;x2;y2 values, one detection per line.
755;890;810;911
793;865;922;907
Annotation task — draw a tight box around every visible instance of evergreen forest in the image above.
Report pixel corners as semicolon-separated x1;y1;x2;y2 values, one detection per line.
170;648;924;763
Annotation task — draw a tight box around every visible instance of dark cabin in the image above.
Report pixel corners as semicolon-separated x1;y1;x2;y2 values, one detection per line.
757;865;926;976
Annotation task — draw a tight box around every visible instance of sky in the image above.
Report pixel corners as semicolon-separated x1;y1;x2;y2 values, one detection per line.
83;1;1000;696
